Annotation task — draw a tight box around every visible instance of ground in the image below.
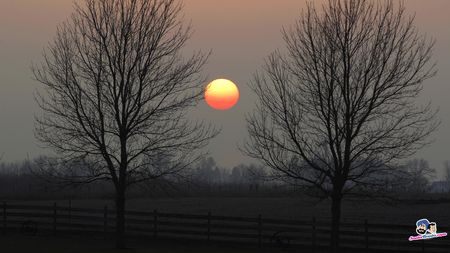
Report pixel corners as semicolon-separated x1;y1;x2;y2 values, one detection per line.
3;195;450;252
0;233;277;253
10;195;450;226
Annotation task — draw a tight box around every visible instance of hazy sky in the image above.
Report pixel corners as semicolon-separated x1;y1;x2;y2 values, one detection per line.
0;0;449;178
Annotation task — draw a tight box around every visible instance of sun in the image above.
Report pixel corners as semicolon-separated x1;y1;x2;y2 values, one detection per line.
204;78;239;110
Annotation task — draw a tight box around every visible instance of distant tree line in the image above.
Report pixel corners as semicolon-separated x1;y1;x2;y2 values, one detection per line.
0;156;446;200
194;157;266;185
0;156;268;199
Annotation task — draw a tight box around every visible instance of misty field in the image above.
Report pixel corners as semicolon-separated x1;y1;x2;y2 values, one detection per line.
9;195;450;226
3;195;450;252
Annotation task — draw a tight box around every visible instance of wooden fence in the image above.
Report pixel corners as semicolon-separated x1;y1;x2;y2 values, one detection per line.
1;202;449;252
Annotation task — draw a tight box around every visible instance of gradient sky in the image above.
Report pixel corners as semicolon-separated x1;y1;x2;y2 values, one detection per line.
0;0;449;178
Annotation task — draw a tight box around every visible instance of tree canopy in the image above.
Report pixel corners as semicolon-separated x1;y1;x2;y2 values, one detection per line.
31;0;219;248
240;0;439;252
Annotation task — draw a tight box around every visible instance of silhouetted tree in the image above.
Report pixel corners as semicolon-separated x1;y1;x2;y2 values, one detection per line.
194;157;232;187
213;166;230;184
195;156;217;184
230;163;249;186
240;0;438;252
443;161;450;182
30;0;218;249
401;159;436;192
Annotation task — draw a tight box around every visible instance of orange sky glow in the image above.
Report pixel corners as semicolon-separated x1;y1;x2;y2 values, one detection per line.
0;0;449;175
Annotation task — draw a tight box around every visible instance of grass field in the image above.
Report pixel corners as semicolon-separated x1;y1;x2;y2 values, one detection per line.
9;195;450;226
3;195;450;252
0;234;278;253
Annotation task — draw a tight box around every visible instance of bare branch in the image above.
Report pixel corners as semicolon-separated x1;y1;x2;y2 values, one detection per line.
30;0;218;249
239;1;438;251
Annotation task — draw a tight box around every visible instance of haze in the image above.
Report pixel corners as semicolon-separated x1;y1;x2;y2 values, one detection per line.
0;0;449;177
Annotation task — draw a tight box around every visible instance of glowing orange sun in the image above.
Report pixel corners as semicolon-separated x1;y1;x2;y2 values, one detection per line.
204;78;239;110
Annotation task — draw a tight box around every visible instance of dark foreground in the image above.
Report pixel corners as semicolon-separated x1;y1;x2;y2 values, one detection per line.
2;196;450;252
0;233;279;253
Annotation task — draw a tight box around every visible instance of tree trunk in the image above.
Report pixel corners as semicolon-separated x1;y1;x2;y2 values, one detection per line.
330;193;342;253
115;185;126;249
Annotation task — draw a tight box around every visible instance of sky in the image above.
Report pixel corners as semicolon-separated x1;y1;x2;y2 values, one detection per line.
0;0;449;179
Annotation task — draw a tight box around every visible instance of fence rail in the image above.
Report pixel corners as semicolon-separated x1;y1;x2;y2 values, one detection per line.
1;202;449;252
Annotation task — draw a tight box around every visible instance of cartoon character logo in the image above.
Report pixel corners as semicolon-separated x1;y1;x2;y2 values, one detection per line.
409;218;447;241
416;219;428;235
428;222;437;235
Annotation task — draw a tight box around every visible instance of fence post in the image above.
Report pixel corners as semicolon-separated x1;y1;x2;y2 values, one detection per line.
53;202;57;236
258;214;262;249
104;206;108;237
68;198;71;231
3;202;5;234
207;212;211;246
154;209;157;238
365;219;369;251
312;217;316;253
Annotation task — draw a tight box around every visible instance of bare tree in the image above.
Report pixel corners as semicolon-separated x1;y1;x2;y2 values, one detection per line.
195;156;217;184
443;161;450;182
240;0;438;252
230;164;246;186
402;159;436;192
31;0;219;249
